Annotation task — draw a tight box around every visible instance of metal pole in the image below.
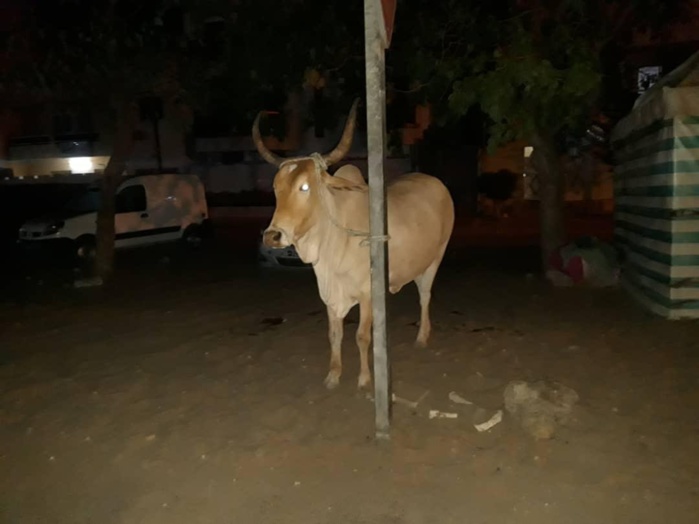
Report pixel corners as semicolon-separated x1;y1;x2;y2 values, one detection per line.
364;0;390;440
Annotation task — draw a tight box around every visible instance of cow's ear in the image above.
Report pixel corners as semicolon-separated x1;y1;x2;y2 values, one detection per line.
325;173;368;193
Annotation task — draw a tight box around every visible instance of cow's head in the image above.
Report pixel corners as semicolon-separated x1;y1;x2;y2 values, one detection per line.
253;99;363;252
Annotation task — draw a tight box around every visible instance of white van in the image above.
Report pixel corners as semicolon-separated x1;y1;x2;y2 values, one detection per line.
18;173;209;260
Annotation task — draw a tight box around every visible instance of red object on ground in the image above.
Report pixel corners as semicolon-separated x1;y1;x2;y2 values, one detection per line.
565;255;585;283
548;246;585;284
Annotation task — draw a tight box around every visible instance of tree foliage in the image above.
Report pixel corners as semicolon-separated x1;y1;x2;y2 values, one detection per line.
390;0;689;270
8;2;182;112
190;0;365;136
393;0;689;152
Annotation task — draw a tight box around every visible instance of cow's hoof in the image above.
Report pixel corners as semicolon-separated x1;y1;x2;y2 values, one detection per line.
324;371;341;390
414;337;428;349
357;373;372;391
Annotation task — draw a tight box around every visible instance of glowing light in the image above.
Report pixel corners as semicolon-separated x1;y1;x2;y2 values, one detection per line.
524;146;533;158
69;157;93;174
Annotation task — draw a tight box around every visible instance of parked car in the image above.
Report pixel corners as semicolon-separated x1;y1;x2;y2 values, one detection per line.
258;230;311;269
18;173;210;261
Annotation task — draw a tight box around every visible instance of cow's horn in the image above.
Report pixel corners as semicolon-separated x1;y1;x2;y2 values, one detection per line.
323;98;360;167
252;112;283;166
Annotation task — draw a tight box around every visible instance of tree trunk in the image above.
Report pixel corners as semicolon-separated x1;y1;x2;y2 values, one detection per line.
285;89;303;151
580;150;595;214
94;105;137;281
531;132;565;272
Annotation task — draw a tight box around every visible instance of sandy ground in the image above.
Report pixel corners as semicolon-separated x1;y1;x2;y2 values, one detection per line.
1;244;699;524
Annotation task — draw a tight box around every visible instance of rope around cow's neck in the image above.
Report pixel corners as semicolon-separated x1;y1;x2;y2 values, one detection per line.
279;153;390;247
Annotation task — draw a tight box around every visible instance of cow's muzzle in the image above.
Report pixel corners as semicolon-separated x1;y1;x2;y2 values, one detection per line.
263;228;288;248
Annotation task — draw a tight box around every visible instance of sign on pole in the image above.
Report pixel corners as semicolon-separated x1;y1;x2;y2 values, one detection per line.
364;0;393;440
380;0;397;48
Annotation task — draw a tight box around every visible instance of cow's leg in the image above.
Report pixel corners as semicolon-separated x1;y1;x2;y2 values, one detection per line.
324;307;344;389
414;253;445;348
356;297;373;390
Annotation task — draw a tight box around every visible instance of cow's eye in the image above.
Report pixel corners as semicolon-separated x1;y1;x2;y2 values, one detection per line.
300;182;310;192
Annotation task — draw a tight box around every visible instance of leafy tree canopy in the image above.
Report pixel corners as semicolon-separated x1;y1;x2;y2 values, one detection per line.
391;0;689;152
3;0;229;126
193;0;365;135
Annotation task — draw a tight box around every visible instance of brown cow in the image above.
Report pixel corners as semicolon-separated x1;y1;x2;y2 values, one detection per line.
253;99;455;390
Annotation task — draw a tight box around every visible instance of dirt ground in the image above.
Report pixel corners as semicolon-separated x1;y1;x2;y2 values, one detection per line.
1;245;699;524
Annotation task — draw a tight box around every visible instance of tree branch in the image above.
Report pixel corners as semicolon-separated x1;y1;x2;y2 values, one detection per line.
391;81;432;94
600;4;634;48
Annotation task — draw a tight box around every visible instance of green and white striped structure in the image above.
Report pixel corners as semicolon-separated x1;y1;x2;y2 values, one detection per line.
612;51;699;319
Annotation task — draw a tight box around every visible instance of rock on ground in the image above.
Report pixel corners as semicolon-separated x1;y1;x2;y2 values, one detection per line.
503;380;579;440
